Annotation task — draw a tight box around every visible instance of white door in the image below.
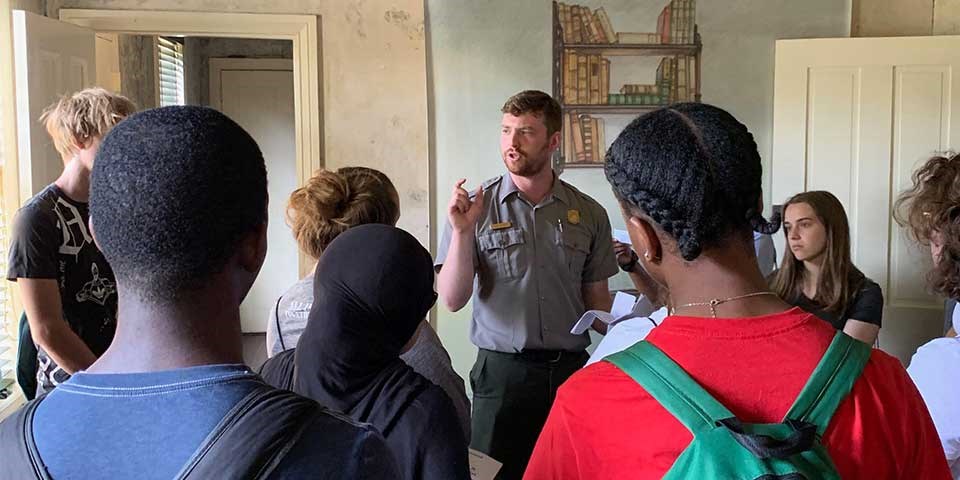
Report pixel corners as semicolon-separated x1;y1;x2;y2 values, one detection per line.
94;33;122;93
210;58;298;334
771;36;960;364
12;10;96;203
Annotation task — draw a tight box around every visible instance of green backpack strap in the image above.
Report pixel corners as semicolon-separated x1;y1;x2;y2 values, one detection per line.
784;332;872;436
606;341;734;436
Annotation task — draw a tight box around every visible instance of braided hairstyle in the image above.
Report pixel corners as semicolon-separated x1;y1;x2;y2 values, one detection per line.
605;103;780;261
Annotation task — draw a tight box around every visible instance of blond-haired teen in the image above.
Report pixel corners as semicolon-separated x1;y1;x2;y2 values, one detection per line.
7;88;135;395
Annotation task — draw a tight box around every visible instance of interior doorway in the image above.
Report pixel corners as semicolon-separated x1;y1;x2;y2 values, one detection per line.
7;9;320;370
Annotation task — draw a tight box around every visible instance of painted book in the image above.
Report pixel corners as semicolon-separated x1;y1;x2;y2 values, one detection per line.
600;58;610;103
617;32;660;44
577;54;589;103
588;54;601;104
594;8;617;44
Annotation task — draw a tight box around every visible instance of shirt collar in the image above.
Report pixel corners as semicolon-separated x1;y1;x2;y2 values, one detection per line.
498;172;571;206
498;173;520;204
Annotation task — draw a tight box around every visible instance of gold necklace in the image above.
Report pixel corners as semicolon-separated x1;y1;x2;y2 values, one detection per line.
670;291;778;318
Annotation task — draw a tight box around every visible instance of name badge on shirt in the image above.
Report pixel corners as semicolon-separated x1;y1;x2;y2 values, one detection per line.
490;221;513;230
567;210;581;225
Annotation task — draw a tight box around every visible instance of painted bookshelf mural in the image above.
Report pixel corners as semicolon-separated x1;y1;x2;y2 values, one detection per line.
553;0;701;168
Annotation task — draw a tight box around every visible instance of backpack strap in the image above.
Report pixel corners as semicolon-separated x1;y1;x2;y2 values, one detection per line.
606;341;734;436
0;396;52;480
175;382;321;480
783;332;872;435
274;295;286;352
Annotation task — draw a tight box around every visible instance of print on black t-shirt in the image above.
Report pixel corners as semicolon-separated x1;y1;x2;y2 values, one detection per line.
6;184;117;395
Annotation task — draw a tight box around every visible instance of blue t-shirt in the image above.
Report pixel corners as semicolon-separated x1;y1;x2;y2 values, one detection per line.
32;364;398;479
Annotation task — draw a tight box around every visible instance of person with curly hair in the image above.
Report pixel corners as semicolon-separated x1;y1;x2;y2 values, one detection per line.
897;152;960;479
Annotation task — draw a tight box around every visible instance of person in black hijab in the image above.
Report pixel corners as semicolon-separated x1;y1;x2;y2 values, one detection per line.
293;224;470;480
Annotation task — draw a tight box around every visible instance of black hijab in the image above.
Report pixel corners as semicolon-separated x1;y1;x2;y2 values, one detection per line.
294;224;438;436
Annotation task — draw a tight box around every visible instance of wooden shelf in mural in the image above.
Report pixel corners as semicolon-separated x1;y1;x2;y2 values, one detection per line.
552;1;702;168
562;104;664;114
561;41;700;57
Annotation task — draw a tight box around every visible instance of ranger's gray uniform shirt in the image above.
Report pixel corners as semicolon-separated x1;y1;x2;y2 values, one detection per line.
435;173;618;353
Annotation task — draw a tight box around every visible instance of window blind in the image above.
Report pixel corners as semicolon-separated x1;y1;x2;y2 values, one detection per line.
158;37;185;107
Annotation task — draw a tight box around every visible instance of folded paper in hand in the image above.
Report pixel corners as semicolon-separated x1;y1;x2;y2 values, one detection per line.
469;449;502;480
571;292;657;334
613;229;632;245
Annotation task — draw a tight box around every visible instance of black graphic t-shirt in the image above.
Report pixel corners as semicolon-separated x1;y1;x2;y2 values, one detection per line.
6;184;117;395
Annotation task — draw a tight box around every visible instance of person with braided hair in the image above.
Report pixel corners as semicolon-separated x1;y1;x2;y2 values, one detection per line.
435;90;618;480
524;103;950;479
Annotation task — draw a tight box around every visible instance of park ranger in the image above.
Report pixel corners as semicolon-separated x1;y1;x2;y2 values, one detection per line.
435;90;618;480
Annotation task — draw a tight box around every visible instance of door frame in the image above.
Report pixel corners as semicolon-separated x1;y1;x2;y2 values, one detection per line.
0;7;320;414
56;9;321;277
0;0;23;420
57;9;322;188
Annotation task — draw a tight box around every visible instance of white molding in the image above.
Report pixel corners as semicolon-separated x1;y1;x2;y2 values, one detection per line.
59;9;321;276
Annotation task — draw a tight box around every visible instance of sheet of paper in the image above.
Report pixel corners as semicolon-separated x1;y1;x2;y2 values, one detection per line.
610;295;661;328
469;449;502;480
571;310;615;334
610;291;637;318
613;229;632;245
571;292;637;334
631;294;658;317
586;315;659;366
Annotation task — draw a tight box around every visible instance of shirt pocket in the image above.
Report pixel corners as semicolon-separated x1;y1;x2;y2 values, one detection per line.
477;228;526;279
558;228;591;280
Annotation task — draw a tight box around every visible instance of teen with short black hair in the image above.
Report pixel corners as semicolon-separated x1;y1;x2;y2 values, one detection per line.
0;106;399;479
